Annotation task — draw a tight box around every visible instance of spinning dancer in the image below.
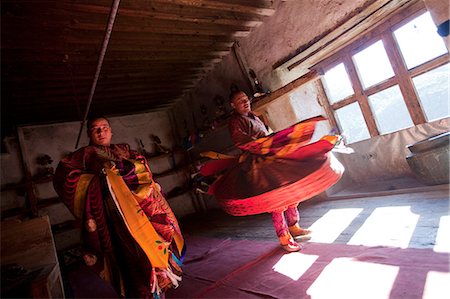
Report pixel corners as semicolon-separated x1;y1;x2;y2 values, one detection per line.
201;91;344;252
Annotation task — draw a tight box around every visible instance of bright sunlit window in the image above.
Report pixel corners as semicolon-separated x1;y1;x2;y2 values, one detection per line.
335;103;371;143
318;8;449;143
353;40;395;88
412;63;450;122
394;12;448;69
368;85;414;134
322;63;354;104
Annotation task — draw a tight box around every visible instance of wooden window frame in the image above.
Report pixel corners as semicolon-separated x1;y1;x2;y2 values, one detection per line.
313;1;449;138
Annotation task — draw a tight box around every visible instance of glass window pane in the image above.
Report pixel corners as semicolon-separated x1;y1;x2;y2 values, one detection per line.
368;85;414;134
335;102;370;144
412;63;450;122
394;12;448;69
353;40;395;89
322;63;354;104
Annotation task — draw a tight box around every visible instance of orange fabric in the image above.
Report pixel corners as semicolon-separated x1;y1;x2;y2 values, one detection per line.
105;169;170;269
73;174;94;219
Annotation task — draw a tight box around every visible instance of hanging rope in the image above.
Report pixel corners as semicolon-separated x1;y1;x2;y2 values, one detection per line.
75;0;121;148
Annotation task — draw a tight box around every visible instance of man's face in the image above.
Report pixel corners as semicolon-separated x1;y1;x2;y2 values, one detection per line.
89;118;112;146
231;92;251;115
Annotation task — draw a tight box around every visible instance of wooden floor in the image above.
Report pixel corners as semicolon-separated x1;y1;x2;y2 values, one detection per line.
170;182;449;298
180;183;449;250
61;181;449;298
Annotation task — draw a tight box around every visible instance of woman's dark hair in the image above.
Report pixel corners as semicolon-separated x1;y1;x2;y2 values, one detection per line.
86;116;110;136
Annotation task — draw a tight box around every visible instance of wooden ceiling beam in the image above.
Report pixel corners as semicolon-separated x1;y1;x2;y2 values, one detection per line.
3;31;235;49
107;38;234;49
3;14;251;38
58;3;265;27
5;70;206;83
59;13;254;37
2;16;252;40
7;72;205;84
11;84;193;99
70;22;251;38
59;0;276;16
106;49;230;56
9;90;182;108
2;37;233;52
3;51;225;63
67;30;236;44
3;64;214;79
104;54;224;63
150;0;276;16
3;59;214;70
6;47;230;57
9;79;198;96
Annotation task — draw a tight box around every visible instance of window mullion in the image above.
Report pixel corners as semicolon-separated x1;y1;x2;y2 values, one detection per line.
315;80;339;131
365;78;398;97
409;53;450;77
331;95;357;110
383;32;426;125
343;55;380;136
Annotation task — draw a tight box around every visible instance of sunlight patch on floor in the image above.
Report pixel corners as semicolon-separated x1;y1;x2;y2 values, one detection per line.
307;208;363;243
423;271;450;299
307;258;399;299
434;215;450;253
272;253;319;280
348;206;419;248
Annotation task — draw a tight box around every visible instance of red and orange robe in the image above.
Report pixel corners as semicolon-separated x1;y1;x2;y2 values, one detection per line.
53;144;185;298
201;116;342;211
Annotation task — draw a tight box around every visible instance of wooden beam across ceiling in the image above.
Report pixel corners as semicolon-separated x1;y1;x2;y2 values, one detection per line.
65;0;277;16
61;2;267;27
1;0;281;131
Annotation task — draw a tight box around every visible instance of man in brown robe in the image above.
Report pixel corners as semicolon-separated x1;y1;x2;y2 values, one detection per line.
228;91;311;252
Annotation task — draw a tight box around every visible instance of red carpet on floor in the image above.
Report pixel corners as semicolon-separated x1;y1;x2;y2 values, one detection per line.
166;235;449;299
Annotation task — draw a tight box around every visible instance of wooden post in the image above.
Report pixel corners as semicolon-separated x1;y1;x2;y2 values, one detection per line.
16;128;39;218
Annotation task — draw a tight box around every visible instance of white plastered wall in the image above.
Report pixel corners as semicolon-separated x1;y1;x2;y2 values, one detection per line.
1;111;195;230
18;111;176;181
336;118;450;183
